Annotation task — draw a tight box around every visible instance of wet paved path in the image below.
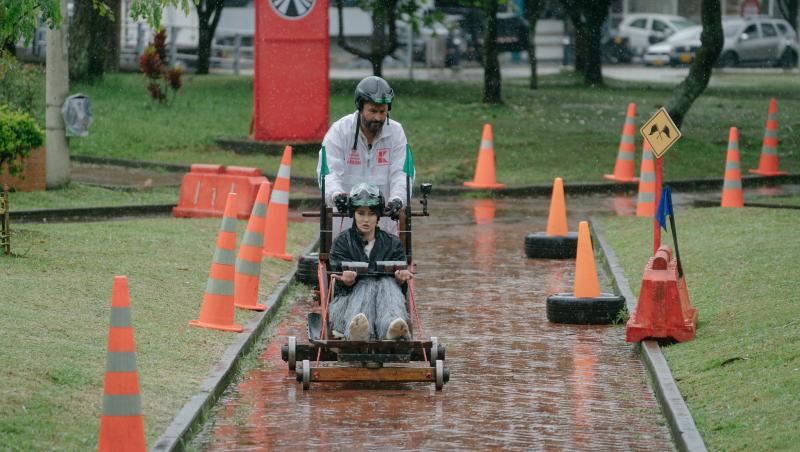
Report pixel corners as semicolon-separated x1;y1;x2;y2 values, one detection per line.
193;196;674;451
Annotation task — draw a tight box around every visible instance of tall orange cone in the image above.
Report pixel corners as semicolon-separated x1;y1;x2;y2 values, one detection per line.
546;177;568;236
604;103;639;183
263;146;293;261
98;276;146;452
573;221;601;298
749;98;787;176
464;124;506;189
190;192;244;332
635;140;657;217
234;183;271;311
721;127;744;208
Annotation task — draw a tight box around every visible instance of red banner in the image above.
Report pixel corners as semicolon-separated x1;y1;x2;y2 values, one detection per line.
254;0;329;141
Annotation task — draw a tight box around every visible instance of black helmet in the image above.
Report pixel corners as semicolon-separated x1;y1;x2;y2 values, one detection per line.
348;182;385;217
354;76;394;111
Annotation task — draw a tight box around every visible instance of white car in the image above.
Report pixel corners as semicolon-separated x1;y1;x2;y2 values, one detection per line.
643;17;800;68
618;14;697;56
643;26;702;66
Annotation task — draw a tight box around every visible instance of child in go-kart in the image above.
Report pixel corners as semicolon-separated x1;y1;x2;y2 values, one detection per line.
329;183;413;341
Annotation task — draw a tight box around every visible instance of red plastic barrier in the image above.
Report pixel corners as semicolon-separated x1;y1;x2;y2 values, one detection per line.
173;164;270;219
626;245;698;343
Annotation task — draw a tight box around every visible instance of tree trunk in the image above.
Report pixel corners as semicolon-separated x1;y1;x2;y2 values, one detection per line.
581;1;610;86
370;1;387;77
46;0;70;188
666;0;723;129
525;0;543;89
569;12;586;74
195;0;224;75
105;0;121;71
70;0;112;82
483;0;502;104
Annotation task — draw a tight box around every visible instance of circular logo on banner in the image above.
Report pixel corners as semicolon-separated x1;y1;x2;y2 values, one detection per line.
269;0;316;20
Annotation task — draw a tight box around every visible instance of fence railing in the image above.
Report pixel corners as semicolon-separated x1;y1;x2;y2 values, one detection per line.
17;22;254;75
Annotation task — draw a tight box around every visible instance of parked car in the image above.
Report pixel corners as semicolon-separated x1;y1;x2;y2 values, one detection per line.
618;13;697;56
643;26;702;66
643;17;799;68
717;16;799;68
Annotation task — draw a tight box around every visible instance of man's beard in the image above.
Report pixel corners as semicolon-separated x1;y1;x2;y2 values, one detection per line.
361;116;383;135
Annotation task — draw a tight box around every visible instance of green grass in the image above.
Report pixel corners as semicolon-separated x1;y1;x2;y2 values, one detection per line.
8;183;178;210
600;208;800;451
749;194;800;206
0;218;316;450
50;72;799;186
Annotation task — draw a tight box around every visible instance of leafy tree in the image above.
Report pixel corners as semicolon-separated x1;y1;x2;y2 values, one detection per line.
335;0;405;77
666;0;723;129
0;0;62;45
524;0;543;89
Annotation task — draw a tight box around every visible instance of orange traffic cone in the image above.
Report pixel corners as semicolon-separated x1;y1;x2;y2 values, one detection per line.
749;98;787;176
263;146;293;261
573;221;601;298
635;140;657;217
721;127;744;208
234;183;271;311
190;192;244;332
464;124;506;189
98;276;146;452
546;177;568;236
604;103;639;183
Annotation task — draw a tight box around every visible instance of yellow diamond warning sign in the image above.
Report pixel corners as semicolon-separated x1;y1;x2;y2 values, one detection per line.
640;107;682;158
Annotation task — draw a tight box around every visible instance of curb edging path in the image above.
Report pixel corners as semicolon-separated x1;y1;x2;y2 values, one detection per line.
150;238;319;452
590;218;708;452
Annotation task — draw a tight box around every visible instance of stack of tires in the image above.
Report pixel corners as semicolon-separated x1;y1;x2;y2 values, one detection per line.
295;252;320;289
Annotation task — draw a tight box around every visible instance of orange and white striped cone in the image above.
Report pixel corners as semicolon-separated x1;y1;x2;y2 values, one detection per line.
749;98;787;176
722;127;744;208
635;140;657;217
98;276;146;452
263;146;293;261
234;183;271;311
190;192;244;332
604;103;639;183
464;124;506;189
573;221;601;298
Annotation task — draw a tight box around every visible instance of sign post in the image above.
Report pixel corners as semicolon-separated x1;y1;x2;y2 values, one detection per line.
640;107;682;254
254;0;329;142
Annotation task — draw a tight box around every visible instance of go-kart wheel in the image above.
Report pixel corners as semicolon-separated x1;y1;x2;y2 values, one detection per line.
430;337;438;363
287;336;297;371
435;359;445;391
301;360;311;390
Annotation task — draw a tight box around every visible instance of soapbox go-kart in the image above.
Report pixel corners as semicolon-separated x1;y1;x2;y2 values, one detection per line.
281;182;450;390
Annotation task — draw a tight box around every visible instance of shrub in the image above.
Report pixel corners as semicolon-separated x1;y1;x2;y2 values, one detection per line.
0;104;44;177
139;28;183;104
0;51;42;118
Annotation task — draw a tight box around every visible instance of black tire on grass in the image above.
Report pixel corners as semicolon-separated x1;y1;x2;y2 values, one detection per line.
546;293;625;325
524;232;578;259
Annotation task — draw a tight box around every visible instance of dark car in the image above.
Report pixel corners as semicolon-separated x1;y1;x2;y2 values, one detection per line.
438;7;531;64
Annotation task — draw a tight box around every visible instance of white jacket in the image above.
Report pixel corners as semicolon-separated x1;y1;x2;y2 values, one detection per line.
317;112;414;235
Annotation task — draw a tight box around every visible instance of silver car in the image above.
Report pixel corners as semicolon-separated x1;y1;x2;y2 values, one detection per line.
643;17;799;68
718;16;799;67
